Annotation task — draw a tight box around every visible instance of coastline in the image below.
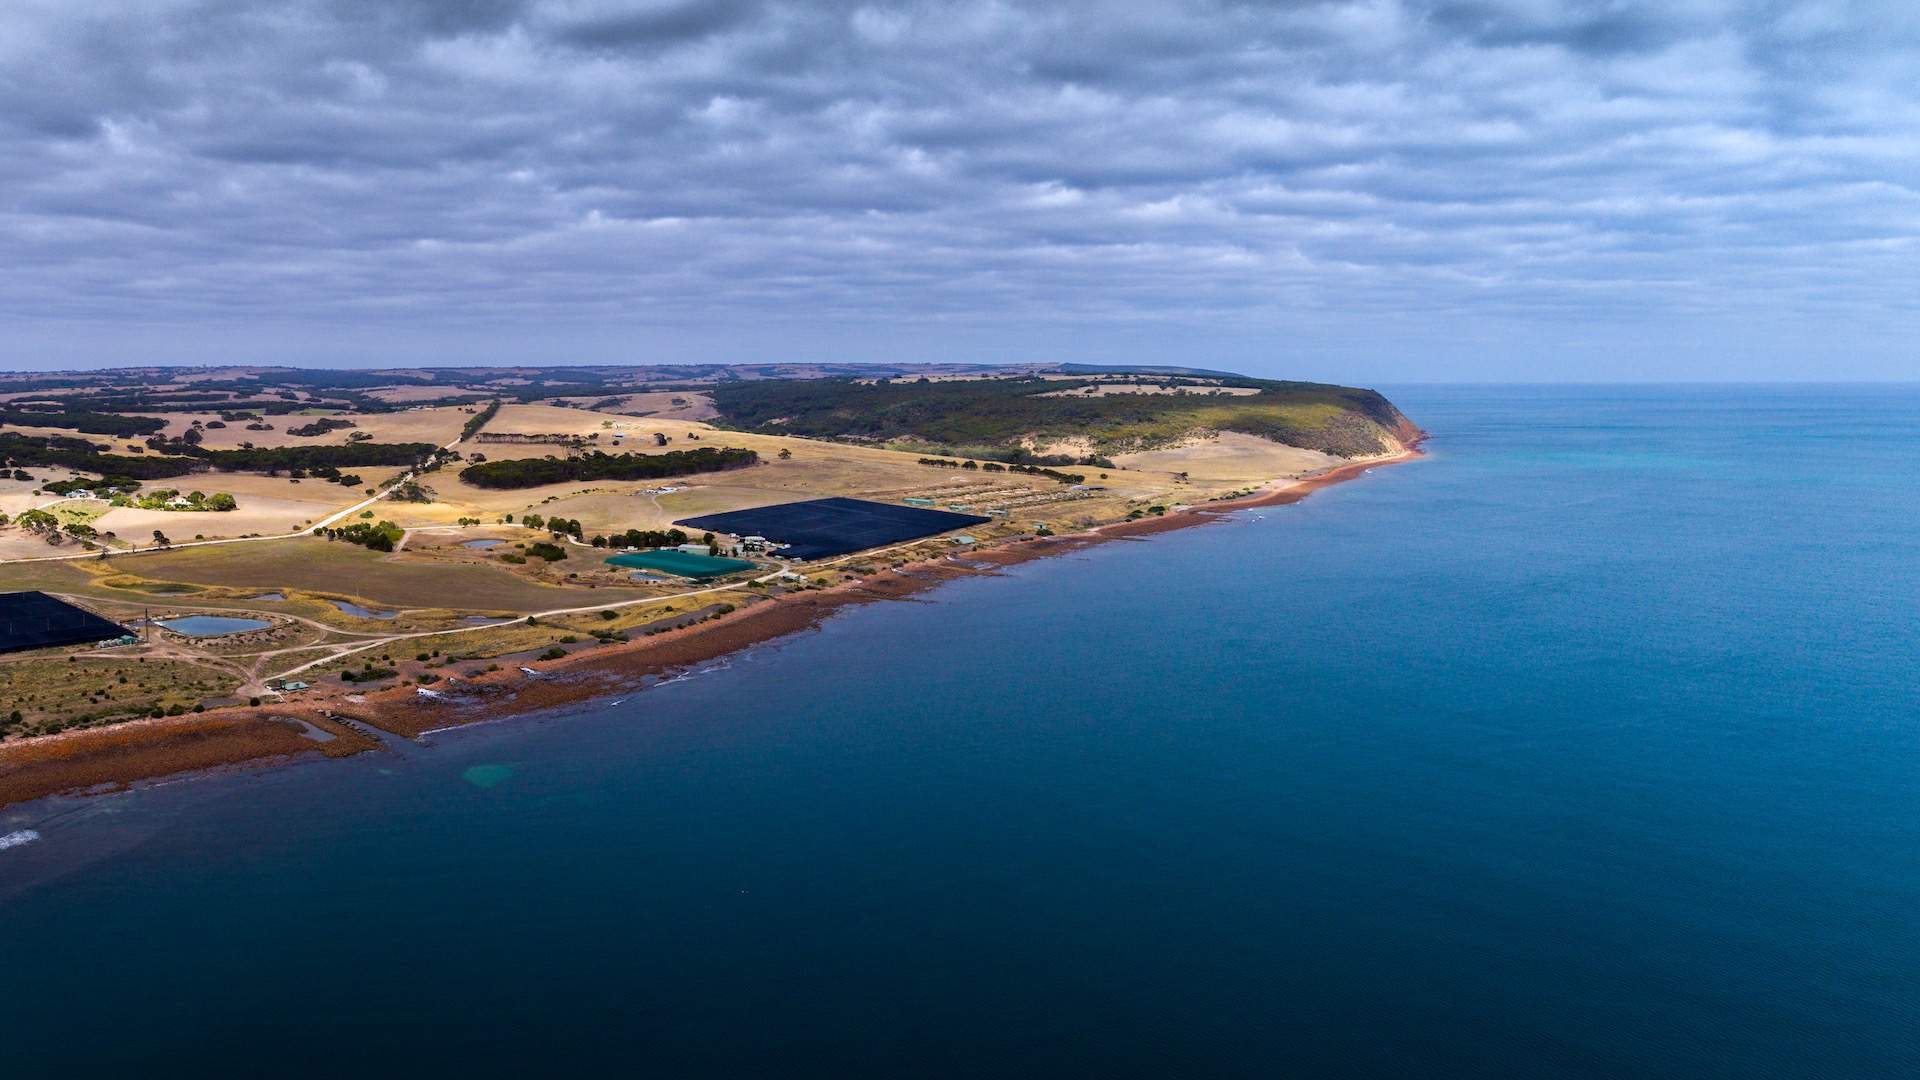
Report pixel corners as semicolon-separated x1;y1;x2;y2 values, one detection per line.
0;444;1422;810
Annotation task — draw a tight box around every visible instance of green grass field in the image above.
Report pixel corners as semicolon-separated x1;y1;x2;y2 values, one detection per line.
0;560;130;600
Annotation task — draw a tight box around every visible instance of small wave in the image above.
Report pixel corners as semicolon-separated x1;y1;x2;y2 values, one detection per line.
0;829;42;851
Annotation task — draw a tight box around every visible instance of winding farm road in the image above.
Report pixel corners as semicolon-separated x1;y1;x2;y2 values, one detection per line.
1;435;465;566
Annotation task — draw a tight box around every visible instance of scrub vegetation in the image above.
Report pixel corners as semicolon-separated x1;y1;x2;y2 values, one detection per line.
708;374;1413;457
458;446;758;489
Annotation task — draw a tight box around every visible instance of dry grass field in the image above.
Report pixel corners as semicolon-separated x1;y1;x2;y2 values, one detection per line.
544;390;717;420
0;470;407;548
118;536;612;612
0;558;120;598
134;405;472;448
365;386;494;404
1114;432;1343;484
0;393;1339;572
430;402;1216;537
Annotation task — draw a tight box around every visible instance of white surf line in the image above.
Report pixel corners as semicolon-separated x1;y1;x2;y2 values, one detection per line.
1;436;465;566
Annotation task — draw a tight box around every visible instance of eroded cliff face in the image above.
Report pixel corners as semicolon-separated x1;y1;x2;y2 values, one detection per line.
1385;408;1429;453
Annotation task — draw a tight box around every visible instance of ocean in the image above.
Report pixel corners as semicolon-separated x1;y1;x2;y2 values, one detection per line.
3;385;1917;1077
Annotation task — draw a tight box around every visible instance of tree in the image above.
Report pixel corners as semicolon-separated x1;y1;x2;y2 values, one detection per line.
206;493;237;511
15;508;57;534
777;447;792;460
152;529;171;547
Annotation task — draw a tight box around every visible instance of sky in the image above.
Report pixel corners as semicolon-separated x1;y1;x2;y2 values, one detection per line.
3;1;1917;382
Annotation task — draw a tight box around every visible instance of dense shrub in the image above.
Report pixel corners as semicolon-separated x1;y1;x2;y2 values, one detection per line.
457;447;757;489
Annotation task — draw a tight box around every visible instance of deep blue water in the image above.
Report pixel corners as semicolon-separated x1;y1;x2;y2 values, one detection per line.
4;386;1919;1077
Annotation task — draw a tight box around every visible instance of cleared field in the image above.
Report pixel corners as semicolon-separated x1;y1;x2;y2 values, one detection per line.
78;471;402;542
112;538;609;612
96;498;322;542
412;398;1231;543
133;405;471;449
544;390;717;421
365;386;493;404
441;403;1079;525
0;560;143;600
0;466;94;515
1113;431;1344;484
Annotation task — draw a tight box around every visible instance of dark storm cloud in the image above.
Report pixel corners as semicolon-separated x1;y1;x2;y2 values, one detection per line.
1;0;1916;377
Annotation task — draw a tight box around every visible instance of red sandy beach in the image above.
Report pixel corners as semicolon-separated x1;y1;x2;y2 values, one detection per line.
0;446;1421;808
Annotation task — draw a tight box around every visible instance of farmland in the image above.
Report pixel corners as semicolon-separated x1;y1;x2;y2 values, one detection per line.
0;362;1420;804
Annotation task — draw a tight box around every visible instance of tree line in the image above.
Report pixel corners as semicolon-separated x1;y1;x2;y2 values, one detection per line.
0;408;167;437
458;446;758;489
460;399;502;441
0;432;437;482
319;519;405;552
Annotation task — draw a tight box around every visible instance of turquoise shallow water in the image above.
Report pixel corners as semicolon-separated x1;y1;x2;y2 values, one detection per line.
2;385;1918;1077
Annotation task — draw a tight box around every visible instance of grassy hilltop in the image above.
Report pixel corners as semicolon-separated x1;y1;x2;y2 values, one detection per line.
708;373;1418;459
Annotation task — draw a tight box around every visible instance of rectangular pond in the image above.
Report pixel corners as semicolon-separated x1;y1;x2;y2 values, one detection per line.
605;551;756;579
674;497;990;560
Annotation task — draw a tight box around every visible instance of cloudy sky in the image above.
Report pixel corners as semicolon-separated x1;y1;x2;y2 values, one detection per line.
4;1;1916;380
